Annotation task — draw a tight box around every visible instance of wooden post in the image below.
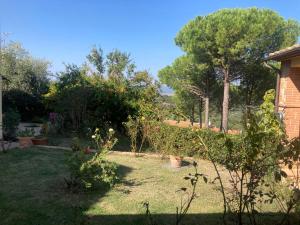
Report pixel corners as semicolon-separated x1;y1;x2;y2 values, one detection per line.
190;103;194;126
275;72;280;113
205;96;209;128
199;98;202;128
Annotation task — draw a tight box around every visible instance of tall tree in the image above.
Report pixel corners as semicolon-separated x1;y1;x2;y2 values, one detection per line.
106;49;135;81
239;63;276;108
0;42;50;96
159;55;217;127
86;46;105;75
129;70;161;116
175;8;300;131
47;64;91;131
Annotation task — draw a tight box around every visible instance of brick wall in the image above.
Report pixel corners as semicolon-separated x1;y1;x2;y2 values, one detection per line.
279;61;300;138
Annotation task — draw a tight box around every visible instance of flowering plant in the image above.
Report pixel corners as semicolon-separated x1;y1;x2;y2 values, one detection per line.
92;128;117;154
65;128;119;190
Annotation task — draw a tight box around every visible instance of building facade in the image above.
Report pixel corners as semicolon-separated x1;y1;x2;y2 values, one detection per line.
268;44;300;139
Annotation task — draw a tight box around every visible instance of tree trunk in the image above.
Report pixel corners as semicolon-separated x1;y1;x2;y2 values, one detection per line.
205;96;209;128
199;98;202;128
222;76;230;132
190;103;194;126
219;110;223;131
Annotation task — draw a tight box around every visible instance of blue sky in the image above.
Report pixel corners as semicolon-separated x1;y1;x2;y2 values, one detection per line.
1;0;300;78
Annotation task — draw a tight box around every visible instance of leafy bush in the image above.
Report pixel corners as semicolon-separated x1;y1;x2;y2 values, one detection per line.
144;90;300;225
79;154;118;189
44;67;140;133
124;115;147;153
3;108;20;139
17;128;35;137
70;137;84;152
65;128;118;191
197;90;300;225
3;89;46;122
143;120;233;157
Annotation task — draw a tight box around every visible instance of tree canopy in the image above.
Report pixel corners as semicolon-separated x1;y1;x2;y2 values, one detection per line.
173;8;300;131
1;42;50;96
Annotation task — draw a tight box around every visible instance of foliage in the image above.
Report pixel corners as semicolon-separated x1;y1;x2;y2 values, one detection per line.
44;64;159;133
198;89;299;225
86;80;138;131
142;89;300;225
143;120;228;157
65;128;118;191
86;46;105;75
0;42;50;96
106;49;135;81
70;137;84;152
79;152;118;189
239;63;277;107
123;115;147;153
124;116;140;153
3;108;20;139
17;128;35;137
1;42;50;121
92;128;117;154
4;89;46;121
159;55;218;125
175;8;300;131
44;64;92;131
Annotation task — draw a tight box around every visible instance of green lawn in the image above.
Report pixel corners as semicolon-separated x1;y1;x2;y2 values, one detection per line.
0;147;290;225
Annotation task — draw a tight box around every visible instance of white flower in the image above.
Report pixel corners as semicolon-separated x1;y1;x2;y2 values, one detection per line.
95;128;99;132
92;135;96;139
109;128;114;133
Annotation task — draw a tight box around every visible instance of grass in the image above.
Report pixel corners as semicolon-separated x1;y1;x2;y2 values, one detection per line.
0;147;293;225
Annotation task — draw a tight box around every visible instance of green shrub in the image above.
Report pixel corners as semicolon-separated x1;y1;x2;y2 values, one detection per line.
144;120;236;158
65;128;118;191
124;115;148;153
79;153;118;189
70;137;83;152
45;69;140;133
3;108;20;139
3;89;46;122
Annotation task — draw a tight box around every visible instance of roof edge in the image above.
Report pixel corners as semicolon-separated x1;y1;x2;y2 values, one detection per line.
267;44;300;61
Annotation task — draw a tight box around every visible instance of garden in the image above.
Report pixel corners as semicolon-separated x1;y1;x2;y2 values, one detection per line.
1;7;300;225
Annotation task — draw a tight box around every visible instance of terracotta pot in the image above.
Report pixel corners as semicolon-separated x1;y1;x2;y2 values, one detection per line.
32;137;48;145
170;155;183;168
18;137;33;148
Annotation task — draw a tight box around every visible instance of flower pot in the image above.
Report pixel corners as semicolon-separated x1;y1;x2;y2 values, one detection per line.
18;137;33;148
32;137;48;146
170;155;183;168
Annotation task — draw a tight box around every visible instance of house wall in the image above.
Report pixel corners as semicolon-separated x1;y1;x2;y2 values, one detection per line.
279;60;300;138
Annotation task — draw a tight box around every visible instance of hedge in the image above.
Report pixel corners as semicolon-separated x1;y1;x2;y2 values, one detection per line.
144;121;241;158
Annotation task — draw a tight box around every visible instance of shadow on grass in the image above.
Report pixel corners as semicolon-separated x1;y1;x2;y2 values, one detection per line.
0;147;134;225
1;148;300;225
83;212;300;225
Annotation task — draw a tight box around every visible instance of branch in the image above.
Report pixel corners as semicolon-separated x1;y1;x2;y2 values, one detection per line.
183;83;206;98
